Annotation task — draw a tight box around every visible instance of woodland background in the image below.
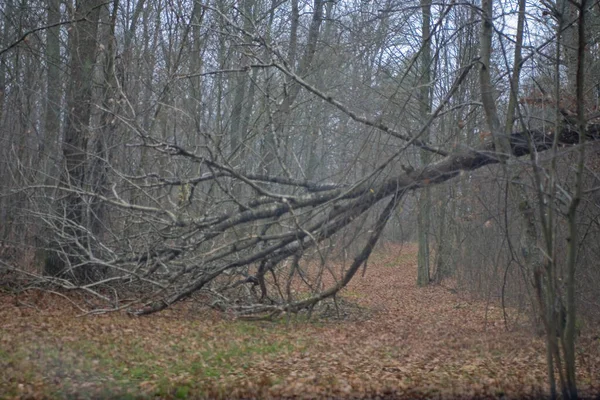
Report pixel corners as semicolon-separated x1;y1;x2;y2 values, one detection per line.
1;0;600;398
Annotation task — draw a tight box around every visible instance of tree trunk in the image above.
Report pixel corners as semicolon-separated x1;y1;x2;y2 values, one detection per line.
260;0;323;176
0;0;14;243
562;2;587;399
417;0;432;286
44;0;61;150
46;0;103;282
433;186;449;283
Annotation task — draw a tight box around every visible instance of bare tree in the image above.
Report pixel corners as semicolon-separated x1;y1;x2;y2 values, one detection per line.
1;2;600;397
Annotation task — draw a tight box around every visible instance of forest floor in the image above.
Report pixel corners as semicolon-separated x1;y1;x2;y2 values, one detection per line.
1;243;599;399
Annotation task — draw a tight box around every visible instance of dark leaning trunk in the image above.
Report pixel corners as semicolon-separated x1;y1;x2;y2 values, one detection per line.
43;0;105;284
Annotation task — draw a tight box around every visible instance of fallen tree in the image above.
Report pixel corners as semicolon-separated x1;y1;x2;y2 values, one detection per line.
4;119;596;317
132;121;600;315
1;0;598;323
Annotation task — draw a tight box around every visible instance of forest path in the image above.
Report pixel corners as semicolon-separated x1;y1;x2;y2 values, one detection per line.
1;243;599;399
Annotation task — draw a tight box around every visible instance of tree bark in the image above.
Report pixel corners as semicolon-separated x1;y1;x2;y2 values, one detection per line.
562;2;587;398
417;0;432;287
47;0;103;281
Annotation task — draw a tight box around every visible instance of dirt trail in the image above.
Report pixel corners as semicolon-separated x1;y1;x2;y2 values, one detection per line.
1;243;599;399
260;243;553;398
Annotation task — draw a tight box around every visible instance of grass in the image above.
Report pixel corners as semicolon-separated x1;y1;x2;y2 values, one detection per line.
0;315;305;399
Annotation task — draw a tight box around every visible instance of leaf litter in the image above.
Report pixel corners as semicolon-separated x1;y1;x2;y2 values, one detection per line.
1;243;599;399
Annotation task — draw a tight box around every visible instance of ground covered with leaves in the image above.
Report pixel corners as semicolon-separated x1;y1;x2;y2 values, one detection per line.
1;243;599;399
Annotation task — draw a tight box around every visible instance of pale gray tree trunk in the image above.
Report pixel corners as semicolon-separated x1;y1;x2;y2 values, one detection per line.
479;0;509;156
44;0;61;147
228;0;253;164
260;0;323;176
0;0;13;125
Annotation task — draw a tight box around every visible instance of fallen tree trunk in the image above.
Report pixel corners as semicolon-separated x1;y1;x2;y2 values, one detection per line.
132;123;600;316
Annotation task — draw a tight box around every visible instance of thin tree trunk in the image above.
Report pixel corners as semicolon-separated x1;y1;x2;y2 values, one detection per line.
562;2;587;399
0;0;15;242
90;0;119;247
479;0;510;157
228;0;253;162
0;0;13;125
44;0;61;146
260;0;323;176
417;0;432;286
433;186;449;283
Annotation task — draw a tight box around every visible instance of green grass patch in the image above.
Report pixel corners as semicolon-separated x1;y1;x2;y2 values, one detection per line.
97;322;298;395
0;317;307;399
174;385;191;398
